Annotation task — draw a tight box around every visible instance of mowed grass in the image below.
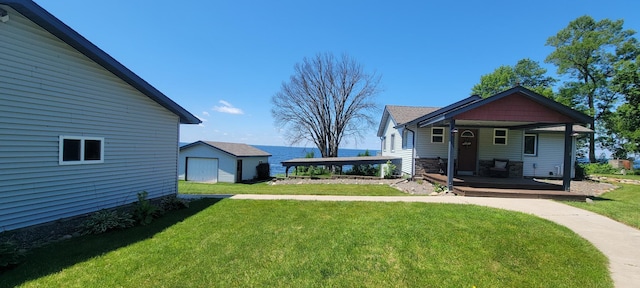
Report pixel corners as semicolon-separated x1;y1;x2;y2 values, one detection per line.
179;180;408;196
2;199;611;287
565;183;640;229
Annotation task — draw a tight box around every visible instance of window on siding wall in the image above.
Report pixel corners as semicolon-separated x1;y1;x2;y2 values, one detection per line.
431;127;444;143
390;134;395;152
59;136;104;165
493;129;508;145
524;134;537;156
402;130;413;149
382;137;387;151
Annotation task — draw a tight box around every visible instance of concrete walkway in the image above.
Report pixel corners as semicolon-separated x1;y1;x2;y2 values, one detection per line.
184;194;640;287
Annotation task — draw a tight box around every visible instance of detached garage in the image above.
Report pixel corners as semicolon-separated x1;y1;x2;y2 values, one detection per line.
179;141;271;183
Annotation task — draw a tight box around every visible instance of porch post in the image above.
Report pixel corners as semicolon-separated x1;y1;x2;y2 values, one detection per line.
447;120;456;192
562;123;573;191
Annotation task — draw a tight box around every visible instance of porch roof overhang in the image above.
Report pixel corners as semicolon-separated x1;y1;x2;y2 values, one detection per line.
415;86;593;129
282;156;400;168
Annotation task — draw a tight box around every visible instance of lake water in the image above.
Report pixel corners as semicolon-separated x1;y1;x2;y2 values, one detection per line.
254;145;379;176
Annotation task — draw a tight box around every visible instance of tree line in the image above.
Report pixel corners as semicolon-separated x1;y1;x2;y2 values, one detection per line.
472;16;639;161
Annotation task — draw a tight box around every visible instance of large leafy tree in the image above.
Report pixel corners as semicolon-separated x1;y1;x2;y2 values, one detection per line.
471;58;556;98
545;15;637;162
607;53;640;155
271;53;381;158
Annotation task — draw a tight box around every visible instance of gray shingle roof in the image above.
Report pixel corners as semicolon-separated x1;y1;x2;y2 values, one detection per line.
385;105;440;125
199;141;271;157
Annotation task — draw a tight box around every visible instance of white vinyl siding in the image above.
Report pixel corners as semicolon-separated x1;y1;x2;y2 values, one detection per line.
402;129;413;149
380;117;412;175
415;126;450;159
478;128;522;161
523;134;576;178
240;157;268;181
0;7;181;230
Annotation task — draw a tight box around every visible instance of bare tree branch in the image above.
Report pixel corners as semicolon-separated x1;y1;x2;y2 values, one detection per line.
271;53;381;157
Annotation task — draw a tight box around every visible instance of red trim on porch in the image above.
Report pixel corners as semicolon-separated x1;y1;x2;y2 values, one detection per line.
455;93;575;123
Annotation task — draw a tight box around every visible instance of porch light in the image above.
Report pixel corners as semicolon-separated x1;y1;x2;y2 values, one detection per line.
451;129;458;133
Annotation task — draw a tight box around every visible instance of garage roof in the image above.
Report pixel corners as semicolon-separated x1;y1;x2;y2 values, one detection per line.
181;141;271;157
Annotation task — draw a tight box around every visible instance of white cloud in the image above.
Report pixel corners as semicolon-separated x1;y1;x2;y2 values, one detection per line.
213;100;244;115
202;111;210;117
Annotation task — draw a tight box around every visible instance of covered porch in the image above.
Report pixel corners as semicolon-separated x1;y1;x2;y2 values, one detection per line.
409;86;593;192
281;156;401;177
423;173;588;201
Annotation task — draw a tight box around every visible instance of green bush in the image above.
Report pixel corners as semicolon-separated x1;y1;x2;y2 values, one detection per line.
383;160;397;179
345;150;380;176
256;163;270;180
80;209;135;235
433;183;447;193
0;240;24;271
581;163;618;175
159;196;190;212
133;191;159;225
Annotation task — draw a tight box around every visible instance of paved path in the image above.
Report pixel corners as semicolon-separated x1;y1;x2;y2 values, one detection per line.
183;194;640;287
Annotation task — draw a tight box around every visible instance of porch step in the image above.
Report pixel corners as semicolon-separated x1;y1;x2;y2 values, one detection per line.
423;173;587;201
453;186;587;201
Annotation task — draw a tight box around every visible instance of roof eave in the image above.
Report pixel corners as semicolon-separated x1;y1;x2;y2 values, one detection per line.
412;95;482;127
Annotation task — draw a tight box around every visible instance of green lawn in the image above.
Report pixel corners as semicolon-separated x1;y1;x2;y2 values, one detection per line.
2;199;611;287
565;183;640;229
179;180;408;196
591;173;640;181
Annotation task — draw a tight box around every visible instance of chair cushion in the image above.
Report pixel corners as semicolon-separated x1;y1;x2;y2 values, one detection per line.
494;161;507;169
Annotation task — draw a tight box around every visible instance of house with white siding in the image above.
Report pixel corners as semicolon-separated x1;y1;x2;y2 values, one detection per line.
179;141;271;183
377;86;593;191
0;0;200;231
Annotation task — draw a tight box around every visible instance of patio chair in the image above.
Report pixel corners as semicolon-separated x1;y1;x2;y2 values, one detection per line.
489;158;509;177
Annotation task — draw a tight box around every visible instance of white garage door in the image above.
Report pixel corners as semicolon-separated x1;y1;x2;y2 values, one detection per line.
186;157;218;182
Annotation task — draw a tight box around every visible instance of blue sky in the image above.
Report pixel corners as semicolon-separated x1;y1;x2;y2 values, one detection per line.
34;0;640;150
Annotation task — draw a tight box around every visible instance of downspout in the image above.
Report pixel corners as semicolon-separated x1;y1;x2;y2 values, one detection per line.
405;126;416;178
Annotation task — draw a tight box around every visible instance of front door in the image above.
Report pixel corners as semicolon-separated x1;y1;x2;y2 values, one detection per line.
457;129;478;175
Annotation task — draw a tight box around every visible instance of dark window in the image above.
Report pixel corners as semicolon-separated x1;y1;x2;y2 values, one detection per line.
432;128;444;143
524;134;537;155
494;129;508;145
390;134;395;152
84;140;102;160
63;139;81;161
60;136;104;164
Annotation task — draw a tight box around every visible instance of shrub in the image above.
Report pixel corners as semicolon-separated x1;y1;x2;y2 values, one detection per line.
256;163;270;180
133;191;159;225
433;183;447;193
581;163;618;175
80;209;135;235
0;240;24;271
159;196;190;212
383;161;397;179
